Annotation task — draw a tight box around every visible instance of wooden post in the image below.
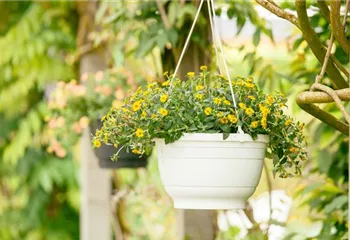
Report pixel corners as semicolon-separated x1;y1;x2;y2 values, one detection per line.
80;127;111;240
80;52;111;240
176;209;216;240
77;2;111;239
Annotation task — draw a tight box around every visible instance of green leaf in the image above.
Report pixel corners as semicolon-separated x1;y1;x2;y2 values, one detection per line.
223;132;230;140
39;170;52;193
134;37;155;57
220;124;231;133
156;32;168;51
227;8;235;19
253;28;261;46
324;195;348;213
317;150;332;174
295;182;323;197
166;29;178;47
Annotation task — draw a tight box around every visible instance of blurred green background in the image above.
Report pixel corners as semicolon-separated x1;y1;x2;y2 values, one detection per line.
0;1;348;240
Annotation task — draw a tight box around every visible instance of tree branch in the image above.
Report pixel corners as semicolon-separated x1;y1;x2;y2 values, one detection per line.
330;54;350;79
311;83;350;123
330;0;350;54
297;88;350;103
156;0;170;29
317;0;331;22
296;96;349;135
255;0;300;28
295;0;348;89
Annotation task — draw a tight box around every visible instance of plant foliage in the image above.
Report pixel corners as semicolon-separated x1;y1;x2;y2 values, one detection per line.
94;69;307;178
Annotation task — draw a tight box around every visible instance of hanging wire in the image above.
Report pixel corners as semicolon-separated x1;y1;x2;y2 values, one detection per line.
208;0;244;134
170;0;245;135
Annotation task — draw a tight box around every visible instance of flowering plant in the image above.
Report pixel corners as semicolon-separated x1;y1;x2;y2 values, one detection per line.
93;67;307;177
45;67;146;157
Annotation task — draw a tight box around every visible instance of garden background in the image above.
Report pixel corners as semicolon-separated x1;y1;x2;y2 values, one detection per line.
0;1;348;240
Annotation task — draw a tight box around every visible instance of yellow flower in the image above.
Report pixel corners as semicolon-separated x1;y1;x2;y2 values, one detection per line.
217;112;224;118
227;114;237;123
151;114;157;119
147;82;156;89
245;108;254;116
162;80;170;86
141;111;147;118
114;143;119;148
159;108;168;116
187;72;195;78
259;104;270;115
204;107;212;115
223;100;231;106
195;93;203;100
236;80;244;86
251;121;259;128
163;71;168;76
160;94;168;103
261;118;267;129
220;74;227;80
285;119;292;126
213;98;222;105
220;117;228;124
289;147;297;153
279;103;284;109
135;128;144;138
132;149;142;154
195;85;204;91
93;139;101;148
200;65;207;71
248;95;256;100
132;100;142;111
245;82;254;88
266;95;275;105
239;103;246;109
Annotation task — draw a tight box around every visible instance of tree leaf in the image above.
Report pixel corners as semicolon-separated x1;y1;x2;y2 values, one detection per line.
253;28;261;46
324;195;348;213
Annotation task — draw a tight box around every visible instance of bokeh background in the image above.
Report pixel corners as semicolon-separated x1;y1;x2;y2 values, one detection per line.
0;1;348;240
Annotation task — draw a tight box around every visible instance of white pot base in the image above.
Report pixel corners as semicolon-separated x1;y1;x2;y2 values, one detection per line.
156;133;268;210
165;186;256;210
174;198;246;210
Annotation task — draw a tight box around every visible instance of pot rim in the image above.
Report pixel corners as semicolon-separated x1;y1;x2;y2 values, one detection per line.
155;133;269;143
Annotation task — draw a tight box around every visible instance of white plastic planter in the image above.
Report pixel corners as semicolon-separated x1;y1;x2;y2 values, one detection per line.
155;133;269;210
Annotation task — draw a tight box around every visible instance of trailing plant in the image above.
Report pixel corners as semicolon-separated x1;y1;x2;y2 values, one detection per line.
46;67;146;157
93;68;307;178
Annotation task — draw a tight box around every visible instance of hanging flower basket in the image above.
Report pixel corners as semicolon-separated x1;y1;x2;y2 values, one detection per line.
93;71;307;209
90;121;148;169
156;133;268;209
93;0;307;209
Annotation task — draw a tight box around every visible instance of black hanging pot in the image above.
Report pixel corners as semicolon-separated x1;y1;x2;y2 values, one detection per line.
90;121;149;169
